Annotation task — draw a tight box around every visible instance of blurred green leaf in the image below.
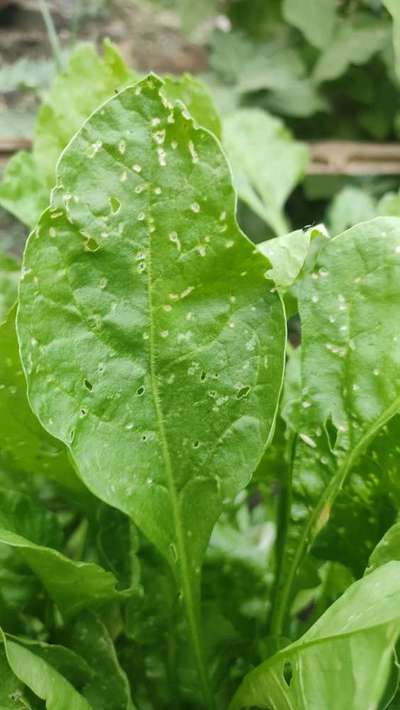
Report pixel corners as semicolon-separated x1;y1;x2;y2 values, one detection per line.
223;108;309;234
0;250;19;324
283;0;338;49
327;186;378;235
314;16;390;83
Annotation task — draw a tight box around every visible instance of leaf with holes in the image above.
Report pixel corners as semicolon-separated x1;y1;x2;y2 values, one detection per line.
17;74;286;703
270;217;400;637
230;562;400;710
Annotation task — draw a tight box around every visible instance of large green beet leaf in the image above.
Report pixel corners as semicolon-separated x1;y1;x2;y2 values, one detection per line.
17;75;285;702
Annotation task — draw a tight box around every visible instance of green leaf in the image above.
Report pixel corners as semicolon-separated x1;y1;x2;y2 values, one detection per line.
0;307;86;496
162;74;221;139
0;57;56;94
271;217;400;633
0;152;49;228
367;522;400;573
68;612;135;709
1;632;91;710
230;562;400;710
0;646;33;709
176;0;217;33
223;108;309;235
34;41;136;193
209;29;307;96
0;529;125;618
283;0;338;49
17;74;286;703
314;16;390;83
0;251;19;324
383;0;400;82
264;78;328;119
5;637;92;690
327;186;378;235
314;414;400;576
379;190;400;217
0;41;136;228
258;229;310;289
0;483;61;549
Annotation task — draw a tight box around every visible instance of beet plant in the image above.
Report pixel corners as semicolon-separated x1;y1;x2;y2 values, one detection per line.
1;52;400;710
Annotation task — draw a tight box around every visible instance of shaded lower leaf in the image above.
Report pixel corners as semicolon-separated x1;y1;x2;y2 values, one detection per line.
68;612;136;710
0;646;33;709
0;529;126;618
1;631;91;710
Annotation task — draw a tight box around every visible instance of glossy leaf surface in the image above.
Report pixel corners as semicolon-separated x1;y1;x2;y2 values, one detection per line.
18;74;285;591
231;562;400;710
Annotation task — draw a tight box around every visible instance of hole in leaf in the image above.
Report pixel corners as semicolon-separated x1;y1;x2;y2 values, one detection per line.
324;416;338;451
80;409;87;417
142;434;147;441
84;379;93;391
236;385;250;399
193;441;200;449
200;371;206;382
283;662;293;687
109;196;121;214
136;386;145;396
84;237;100;252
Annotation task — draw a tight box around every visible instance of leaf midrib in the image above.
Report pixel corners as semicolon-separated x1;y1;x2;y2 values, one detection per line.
144;100;214;708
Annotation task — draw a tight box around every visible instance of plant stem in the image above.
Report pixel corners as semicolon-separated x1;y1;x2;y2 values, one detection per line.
268;434;296;638
178;553;215;709
38;0;63;72
271;396;400;638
